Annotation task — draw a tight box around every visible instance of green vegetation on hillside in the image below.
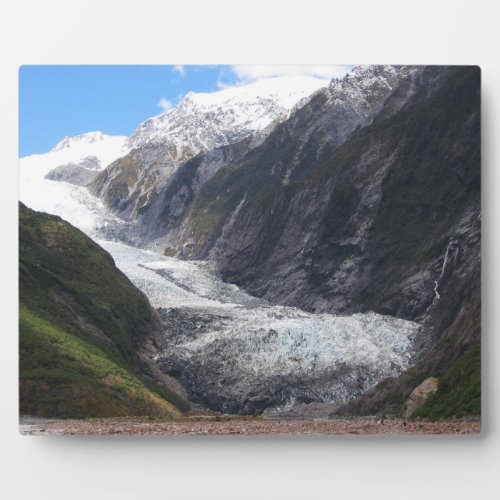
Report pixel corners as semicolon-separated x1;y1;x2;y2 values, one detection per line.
413;341;481;419
339;277;481;419
19;203;188;418
20;306;181;418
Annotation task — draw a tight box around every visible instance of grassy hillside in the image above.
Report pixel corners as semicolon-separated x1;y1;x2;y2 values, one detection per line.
19;203;188;418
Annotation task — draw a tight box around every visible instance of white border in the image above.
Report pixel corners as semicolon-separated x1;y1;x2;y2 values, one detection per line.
1;1;499;499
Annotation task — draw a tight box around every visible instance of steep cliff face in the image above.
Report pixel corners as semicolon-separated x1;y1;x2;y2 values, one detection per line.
172;66;445;261
162;66;480;417
173;67;479;325
135;133;268;244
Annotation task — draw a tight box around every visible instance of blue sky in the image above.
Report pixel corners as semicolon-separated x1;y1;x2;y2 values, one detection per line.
19;65;353;157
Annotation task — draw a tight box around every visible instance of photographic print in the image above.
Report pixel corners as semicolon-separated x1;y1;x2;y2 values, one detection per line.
18;65;481;435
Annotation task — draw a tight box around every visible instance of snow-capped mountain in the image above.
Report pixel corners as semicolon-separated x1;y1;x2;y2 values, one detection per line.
19;131;130;234
52;130;128;155
20;131;129;180
127;76;329;153
319;65;423;142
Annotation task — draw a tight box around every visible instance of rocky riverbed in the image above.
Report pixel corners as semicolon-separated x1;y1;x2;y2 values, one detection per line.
19;416;480;436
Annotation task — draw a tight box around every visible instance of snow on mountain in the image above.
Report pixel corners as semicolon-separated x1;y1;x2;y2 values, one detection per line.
127;76;329;153
319;65;422;142
19;77;329;231
19;131;129;234
22;131;129;177
329;64;419;104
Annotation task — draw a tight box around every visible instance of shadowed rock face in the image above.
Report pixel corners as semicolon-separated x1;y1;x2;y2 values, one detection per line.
171;67;479;326
153;66;480;416
45;155;102;186
169;67;438;257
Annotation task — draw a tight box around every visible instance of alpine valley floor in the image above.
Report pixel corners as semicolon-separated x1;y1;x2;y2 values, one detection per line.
19;415;480;436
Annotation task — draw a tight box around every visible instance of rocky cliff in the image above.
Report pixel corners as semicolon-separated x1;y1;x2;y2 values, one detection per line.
162;66;481;417
172;67;479;321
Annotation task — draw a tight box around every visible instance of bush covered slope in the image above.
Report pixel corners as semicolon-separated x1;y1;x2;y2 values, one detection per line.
19;202;188;418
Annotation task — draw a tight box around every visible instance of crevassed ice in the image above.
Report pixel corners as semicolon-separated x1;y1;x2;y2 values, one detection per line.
100;238;420;409
98;240;418;376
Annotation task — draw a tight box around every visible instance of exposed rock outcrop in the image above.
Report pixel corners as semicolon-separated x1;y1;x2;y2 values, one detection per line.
404;377;439;418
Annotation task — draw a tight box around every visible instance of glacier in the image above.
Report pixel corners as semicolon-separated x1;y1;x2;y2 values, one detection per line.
99;239;420;413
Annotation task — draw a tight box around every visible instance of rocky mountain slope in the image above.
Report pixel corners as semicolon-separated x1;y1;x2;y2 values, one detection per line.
19;203;188;418
158;66;480;417
146;66;439;250
171;66;479;320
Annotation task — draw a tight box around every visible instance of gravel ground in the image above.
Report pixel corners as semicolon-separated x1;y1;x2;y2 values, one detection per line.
19;416;481;436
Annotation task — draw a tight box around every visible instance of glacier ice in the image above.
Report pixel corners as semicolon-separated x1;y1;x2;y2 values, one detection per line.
101;239;421;413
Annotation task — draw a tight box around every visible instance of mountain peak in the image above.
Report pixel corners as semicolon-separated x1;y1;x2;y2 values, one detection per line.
179;76;329;108
51;131;116;152
127;76;330;150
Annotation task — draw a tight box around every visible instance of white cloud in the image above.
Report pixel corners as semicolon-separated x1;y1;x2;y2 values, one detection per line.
216;80;234;90
173;65;185;76
230;65;353;82
157;97;173;112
